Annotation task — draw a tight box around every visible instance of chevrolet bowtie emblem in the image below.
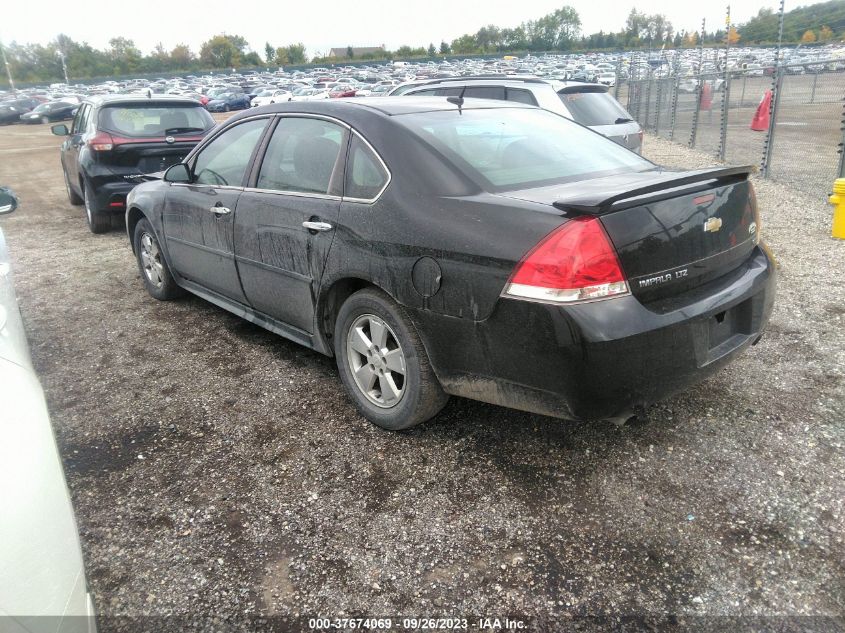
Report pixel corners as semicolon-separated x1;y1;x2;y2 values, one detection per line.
703;217;723;233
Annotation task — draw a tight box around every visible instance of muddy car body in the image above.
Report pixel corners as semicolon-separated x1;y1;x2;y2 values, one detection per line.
125;98;776;429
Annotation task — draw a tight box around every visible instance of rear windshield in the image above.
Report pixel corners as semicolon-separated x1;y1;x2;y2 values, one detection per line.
398;107;650;191
558;90;633;127
98;104;213;137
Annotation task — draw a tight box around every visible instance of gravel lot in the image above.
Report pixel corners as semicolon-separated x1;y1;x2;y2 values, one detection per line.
0;119;843;631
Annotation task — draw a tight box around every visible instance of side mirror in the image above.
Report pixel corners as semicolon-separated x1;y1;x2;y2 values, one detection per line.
0;187;19;215
51;124;69;136
164;163;192;183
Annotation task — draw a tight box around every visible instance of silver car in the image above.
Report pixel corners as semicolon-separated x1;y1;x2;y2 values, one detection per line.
391;76;643;153
0;188;97;633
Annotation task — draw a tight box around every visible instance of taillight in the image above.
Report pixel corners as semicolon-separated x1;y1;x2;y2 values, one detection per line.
504;216;629;304
88;132;114;151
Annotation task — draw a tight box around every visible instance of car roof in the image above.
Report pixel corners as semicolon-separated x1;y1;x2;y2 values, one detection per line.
398;76;609;94
237;96;529;119
82;94;202;107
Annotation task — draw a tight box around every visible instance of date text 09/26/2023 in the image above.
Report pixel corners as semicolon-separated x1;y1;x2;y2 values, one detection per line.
307;617;527;630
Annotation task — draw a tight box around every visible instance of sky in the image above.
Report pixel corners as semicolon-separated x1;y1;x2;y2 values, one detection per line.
0;0;812;58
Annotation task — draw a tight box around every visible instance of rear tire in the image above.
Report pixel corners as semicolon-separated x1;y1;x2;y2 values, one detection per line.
133;218;183;300
83;180;110;234
64;168;83;205
335;288;448;430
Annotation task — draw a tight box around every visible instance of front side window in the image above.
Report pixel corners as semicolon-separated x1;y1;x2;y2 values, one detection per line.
193;118;268;187
399;108;650;191
345;136;389;200
71;104;89;134
256;117;346;195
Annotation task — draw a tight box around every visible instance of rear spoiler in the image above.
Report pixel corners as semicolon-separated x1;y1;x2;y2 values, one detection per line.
552;166;754;215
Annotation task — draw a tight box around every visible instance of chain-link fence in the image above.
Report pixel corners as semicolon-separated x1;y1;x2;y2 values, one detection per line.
618;60;845;198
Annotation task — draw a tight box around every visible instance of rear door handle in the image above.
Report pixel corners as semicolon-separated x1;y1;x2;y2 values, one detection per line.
209;206;231;216
302;221;333;232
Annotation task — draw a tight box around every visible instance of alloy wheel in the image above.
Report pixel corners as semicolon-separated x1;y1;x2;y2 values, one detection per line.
346;314;406;408
139;232;165;288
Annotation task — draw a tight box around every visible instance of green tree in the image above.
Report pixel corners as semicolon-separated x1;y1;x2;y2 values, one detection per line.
170;44;195;69
199;34;244;68
265;42;275;64
439;40;451;54
347;45;354;59
451;34;480;54
427;42;437;56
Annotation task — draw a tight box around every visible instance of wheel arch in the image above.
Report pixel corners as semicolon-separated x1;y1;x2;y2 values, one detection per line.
317;277;413;357
126;206;147;254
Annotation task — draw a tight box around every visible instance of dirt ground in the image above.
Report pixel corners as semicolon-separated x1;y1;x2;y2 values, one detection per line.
0;116;843;632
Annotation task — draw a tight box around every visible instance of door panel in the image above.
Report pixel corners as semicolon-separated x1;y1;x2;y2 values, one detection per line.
161;117;269;302
235;192;340;332
234;116;348;333
164;185;245;301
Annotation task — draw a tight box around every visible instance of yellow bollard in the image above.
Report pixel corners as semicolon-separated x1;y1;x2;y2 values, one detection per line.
831;178;845;239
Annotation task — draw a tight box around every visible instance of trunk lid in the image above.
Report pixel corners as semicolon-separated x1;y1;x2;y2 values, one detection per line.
499;166;759;302
98;138;202;174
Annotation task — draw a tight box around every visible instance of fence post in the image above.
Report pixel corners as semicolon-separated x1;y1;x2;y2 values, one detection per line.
644;67;653;132
739;74;747;107
761;0;785;178
655;76;663;136
718;73;731;161
838;95;845;179
761;69;784;178
689;76;703;148
669;73;680;141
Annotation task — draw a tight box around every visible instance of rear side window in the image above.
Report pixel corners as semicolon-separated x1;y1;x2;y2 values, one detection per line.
463;86;506;101
193;118;268;187
558;91;632;126
257;117;346;195
345;136;389;201
98;104;214;137
506;88;538;106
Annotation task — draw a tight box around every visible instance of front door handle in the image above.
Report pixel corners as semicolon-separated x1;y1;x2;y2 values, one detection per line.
302;221;333;232
210;205;231;216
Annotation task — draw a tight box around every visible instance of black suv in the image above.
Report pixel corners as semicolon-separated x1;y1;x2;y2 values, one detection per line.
52;95;215;232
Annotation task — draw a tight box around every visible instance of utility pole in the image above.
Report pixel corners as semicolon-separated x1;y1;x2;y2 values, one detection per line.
58;49;69;84
0;40;15;92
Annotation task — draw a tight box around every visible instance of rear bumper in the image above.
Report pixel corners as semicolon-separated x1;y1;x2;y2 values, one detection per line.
412;245;776;420
87;173;135;213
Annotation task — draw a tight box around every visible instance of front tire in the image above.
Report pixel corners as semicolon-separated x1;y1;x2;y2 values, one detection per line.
83;180;110;233
133;218;183;300
335;288;448;430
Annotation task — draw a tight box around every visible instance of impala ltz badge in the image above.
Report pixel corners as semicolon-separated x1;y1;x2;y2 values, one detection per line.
165;136;175;144
704;217;723;233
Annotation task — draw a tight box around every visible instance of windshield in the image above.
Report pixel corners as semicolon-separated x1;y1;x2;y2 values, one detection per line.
558;90;633;126
98;104;214;137
398;107;650;191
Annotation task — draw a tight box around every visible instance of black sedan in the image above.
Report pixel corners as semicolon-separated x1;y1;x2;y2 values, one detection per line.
0;98;43;124
19;100;78;124
125;98;776;430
